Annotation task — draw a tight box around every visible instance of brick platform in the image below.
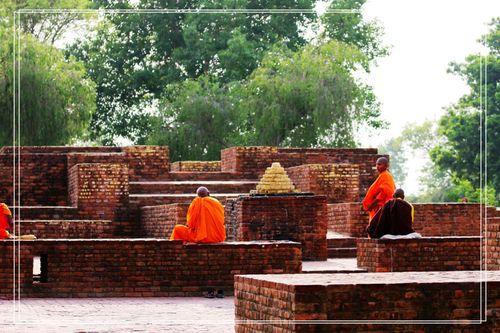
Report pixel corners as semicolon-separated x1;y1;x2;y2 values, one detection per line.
0;239;301;298
225;194;327;261
18;220;114;238
171;161;221;172
140;203;189;237
357;237;481;272
234;271;499;332
287;164;359;203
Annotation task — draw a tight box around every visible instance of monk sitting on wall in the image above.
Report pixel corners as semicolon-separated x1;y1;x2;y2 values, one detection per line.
367;188;416;239
0;203;14;239
170;187;226;243
362;157;396;221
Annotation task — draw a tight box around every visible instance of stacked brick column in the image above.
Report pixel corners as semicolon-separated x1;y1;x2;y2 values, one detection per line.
287;164;360;203
225;194;327;260
68;163;131;235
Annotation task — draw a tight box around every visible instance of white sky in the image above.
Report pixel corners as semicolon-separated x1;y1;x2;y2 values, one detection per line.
356;0;499;192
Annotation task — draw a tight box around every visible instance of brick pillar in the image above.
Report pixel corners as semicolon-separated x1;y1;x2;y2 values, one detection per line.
68;163;130;233
123;146;169;180
287;164;360;203
225;194;327;260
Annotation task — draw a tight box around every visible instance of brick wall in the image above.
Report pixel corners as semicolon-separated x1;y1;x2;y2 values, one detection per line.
328;203;488;237
221;146;383;199
225;194;327;260
140;203;189;238
0;146;122;154
0;153;68;206
234;271;499;332
18;220;115;238
123;146;169;181
170;161;221;172
357;237;480;272
487;216;500;270
287;164;359;203
327;203;368;237
68;163;131;235
0;239;301;298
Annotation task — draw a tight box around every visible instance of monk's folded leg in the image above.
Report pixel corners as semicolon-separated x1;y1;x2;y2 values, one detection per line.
170;225;194;242
0;229;10;240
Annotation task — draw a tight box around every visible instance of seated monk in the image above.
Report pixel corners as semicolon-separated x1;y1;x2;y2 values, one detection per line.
170;187;226;243
362;157;396;221
0;202;14;239
367;188;415;239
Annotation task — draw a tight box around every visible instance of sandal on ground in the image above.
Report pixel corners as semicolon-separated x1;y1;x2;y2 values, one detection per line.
216;290;224;298
204;289;215;298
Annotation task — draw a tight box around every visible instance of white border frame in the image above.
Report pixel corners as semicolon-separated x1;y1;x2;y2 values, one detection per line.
10;7;490;328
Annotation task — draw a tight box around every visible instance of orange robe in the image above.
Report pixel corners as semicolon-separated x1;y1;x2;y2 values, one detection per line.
0;203;12;239
170;196;226;243
362;170;396;221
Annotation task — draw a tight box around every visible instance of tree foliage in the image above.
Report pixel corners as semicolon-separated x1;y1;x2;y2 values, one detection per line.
68;0;317;144
321;0;388;67
430;17;499;202
1;0;91;45
150;40;384;160
0;26;95;145
238;41;383;147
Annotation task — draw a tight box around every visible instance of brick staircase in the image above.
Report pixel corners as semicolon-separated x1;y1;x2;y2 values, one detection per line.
327;232;357;258
129;172;259;207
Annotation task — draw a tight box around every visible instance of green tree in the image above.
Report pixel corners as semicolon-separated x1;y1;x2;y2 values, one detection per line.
149;40;385;160
321;0;388;67
68;0;317;144
147;75;241;161
1;0;91;45
0;26;96;145
430;17;499;202
238;41;383;147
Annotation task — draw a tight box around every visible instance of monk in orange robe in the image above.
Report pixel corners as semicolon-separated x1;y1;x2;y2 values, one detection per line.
170;187;226;243
362;157;396;221
0;203;13;239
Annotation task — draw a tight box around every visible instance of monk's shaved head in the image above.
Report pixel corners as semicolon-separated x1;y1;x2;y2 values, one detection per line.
196;186;209;197
394;188;405;199
376;157;389;173
376;157;389;165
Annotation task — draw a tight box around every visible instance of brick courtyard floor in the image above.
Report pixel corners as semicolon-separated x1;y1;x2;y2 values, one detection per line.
0;297;235;333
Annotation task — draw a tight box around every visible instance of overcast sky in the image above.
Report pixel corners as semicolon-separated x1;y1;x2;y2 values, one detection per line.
355;0;499;192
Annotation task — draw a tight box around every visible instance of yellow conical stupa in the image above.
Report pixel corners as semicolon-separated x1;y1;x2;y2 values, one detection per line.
255;162;297;194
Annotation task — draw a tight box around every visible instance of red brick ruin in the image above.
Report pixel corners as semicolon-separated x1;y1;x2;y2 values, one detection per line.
0;145;498;331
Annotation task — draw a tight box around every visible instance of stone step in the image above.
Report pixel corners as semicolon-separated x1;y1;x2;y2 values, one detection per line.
129;180;258;194
18;220;115;238
169;171;251;181
327;247;357;258
327;237;356;248
130;193;243;207
12;206;79;220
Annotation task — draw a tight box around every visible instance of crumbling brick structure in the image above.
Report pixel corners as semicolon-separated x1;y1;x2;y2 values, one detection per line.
0;239;301;298
328;202;492;237
221;146;385;199
287;164;360;203
235;271;499;332
357;237;481;272
225;194;328;261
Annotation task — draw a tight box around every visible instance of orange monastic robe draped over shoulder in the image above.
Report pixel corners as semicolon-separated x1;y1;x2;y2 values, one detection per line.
170;196;226;243
0;203;12;239
362;170;396;221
